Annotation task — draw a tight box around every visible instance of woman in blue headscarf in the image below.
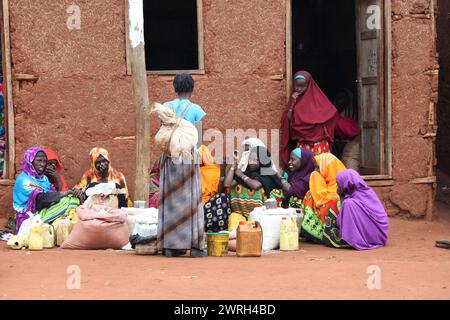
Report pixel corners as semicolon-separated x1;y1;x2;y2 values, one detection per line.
13;147;83;233
270;147;315;208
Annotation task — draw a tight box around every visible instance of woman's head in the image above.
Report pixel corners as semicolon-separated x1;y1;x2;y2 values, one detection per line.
288;148;302;172
173;73;194;95
22;146;47;178
336;169;367;197
248;146;272;172
293;71;311;96
89;147;111;175
314;153;346;181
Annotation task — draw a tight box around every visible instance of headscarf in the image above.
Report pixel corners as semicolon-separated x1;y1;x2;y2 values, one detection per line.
243;146;282;196
238;138;278;173
75;147;130;201
13;147;54;232
283;148;315;204
280;71;338;166
198;144;221;204
44;149;69;191
309;153;346;206
336;169;389;250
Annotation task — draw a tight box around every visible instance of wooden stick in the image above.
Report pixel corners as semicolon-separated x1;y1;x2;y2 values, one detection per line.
128;0;150;207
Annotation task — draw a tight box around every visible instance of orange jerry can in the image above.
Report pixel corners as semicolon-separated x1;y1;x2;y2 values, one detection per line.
237;221;262;257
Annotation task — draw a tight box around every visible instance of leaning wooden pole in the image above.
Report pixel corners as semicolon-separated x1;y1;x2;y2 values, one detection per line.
128;0;150;206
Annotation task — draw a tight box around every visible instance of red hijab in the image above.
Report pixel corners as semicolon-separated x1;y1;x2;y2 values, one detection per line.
44;149;69;191
280;71;337;166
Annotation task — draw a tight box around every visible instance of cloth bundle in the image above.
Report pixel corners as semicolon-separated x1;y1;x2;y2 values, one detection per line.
152;102;198;160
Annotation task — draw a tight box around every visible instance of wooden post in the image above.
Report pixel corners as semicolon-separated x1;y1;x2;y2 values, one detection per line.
128;0;150;206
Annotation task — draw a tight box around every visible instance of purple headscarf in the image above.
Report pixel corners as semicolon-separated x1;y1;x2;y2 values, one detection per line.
283;148;315;206
336;169;389;250
13;146;53;233
22;146;48;179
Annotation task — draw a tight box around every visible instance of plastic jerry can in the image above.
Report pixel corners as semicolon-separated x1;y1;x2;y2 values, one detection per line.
28;220;44;251
68;208;79;224
54;217;73;246
237;221;262;257
280;217;299;251
7;235;28;250
42;224;55;248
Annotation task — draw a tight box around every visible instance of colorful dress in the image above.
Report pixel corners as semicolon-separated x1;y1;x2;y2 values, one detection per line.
300;153;350;248
157;99;206;251
230;184;266;219
13;147;80;233
75;147;131;208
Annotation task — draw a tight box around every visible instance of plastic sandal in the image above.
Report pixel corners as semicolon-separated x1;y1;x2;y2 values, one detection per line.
435;240;450;249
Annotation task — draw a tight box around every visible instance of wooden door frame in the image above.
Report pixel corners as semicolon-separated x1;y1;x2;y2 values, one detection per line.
285;0;392;180
0;0;15;182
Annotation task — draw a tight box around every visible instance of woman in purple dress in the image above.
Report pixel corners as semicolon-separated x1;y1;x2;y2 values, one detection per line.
336;169;389;250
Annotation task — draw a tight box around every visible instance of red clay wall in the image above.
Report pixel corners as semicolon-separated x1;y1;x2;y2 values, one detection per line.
0;0;437;219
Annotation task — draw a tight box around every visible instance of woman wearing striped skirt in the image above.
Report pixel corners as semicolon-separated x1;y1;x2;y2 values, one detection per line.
157;73;207;257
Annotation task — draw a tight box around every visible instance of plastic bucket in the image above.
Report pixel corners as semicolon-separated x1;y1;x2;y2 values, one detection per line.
207;232;229;257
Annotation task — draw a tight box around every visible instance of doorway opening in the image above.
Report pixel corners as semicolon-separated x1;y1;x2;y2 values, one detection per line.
436;0;450;205
292;0;358;164
291;0;390;177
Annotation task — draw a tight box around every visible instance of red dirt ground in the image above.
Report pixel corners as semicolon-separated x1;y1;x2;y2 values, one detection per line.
1;201;450;300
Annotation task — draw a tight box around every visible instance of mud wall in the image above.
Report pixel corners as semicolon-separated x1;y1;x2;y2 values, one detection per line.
0;0;437;219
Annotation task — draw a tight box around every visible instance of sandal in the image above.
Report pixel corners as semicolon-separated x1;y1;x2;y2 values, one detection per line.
435;240;450;249
190;248;207;257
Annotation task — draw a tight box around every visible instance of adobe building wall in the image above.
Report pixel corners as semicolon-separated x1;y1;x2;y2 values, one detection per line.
0;0;438;219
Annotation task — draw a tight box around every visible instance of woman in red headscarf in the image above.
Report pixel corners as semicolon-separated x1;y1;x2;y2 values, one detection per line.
44;149;69;191
280;71;338;168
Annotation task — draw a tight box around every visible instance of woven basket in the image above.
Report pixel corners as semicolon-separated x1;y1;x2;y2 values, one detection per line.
135;241;158;255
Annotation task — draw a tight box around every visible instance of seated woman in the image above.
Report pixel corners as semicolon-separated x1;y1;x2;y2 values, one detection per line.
13;147;83;233
270;147;315;208
148;158;161;208
336;169;389;250
74;147;131;208
199;144;231;232
301;153;349;248
44;149;69;191
225;146;282;220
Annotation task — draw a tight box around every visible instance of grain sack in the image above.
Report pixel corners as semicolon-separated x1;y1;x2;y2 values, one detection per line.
152;102;198;160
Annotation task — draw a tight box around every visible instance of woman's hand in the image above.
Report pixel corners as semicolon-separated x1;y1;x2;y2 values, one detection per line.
71;188;85;202
45;166;59;179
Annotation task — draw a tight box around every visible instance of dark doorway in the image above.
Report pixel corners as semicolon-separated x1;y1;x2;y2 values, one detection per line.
143;0;199;71
292;0;359;162
436;0;450;203
292;0;358;105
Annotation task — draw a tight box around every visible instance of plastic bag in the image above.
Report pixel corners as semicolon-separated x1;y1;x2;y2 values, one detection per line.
249;207;296;251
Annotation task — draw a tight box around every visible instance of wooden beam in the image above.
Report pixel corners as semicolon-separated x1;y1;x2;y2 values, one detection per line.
125;0;132;75
285;0;292;102
366;180;394;187
2;0;15;180
410;176;436;184
0;179;14;186
197;0;204;71
128;0;150;207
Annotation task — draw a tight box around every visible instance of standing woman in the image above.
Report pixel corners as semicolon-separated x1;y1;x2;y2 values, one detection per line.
280;71;338;168
158;73;207;257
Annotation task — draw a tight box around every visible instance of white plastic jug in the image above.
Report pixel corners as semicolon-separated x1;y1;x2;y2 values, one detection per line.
280;217;299;251
42;224;55;248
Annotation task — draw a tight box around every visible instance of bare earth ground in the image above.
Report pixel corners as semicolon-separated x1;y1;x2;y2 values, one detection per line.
1;201;450;300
